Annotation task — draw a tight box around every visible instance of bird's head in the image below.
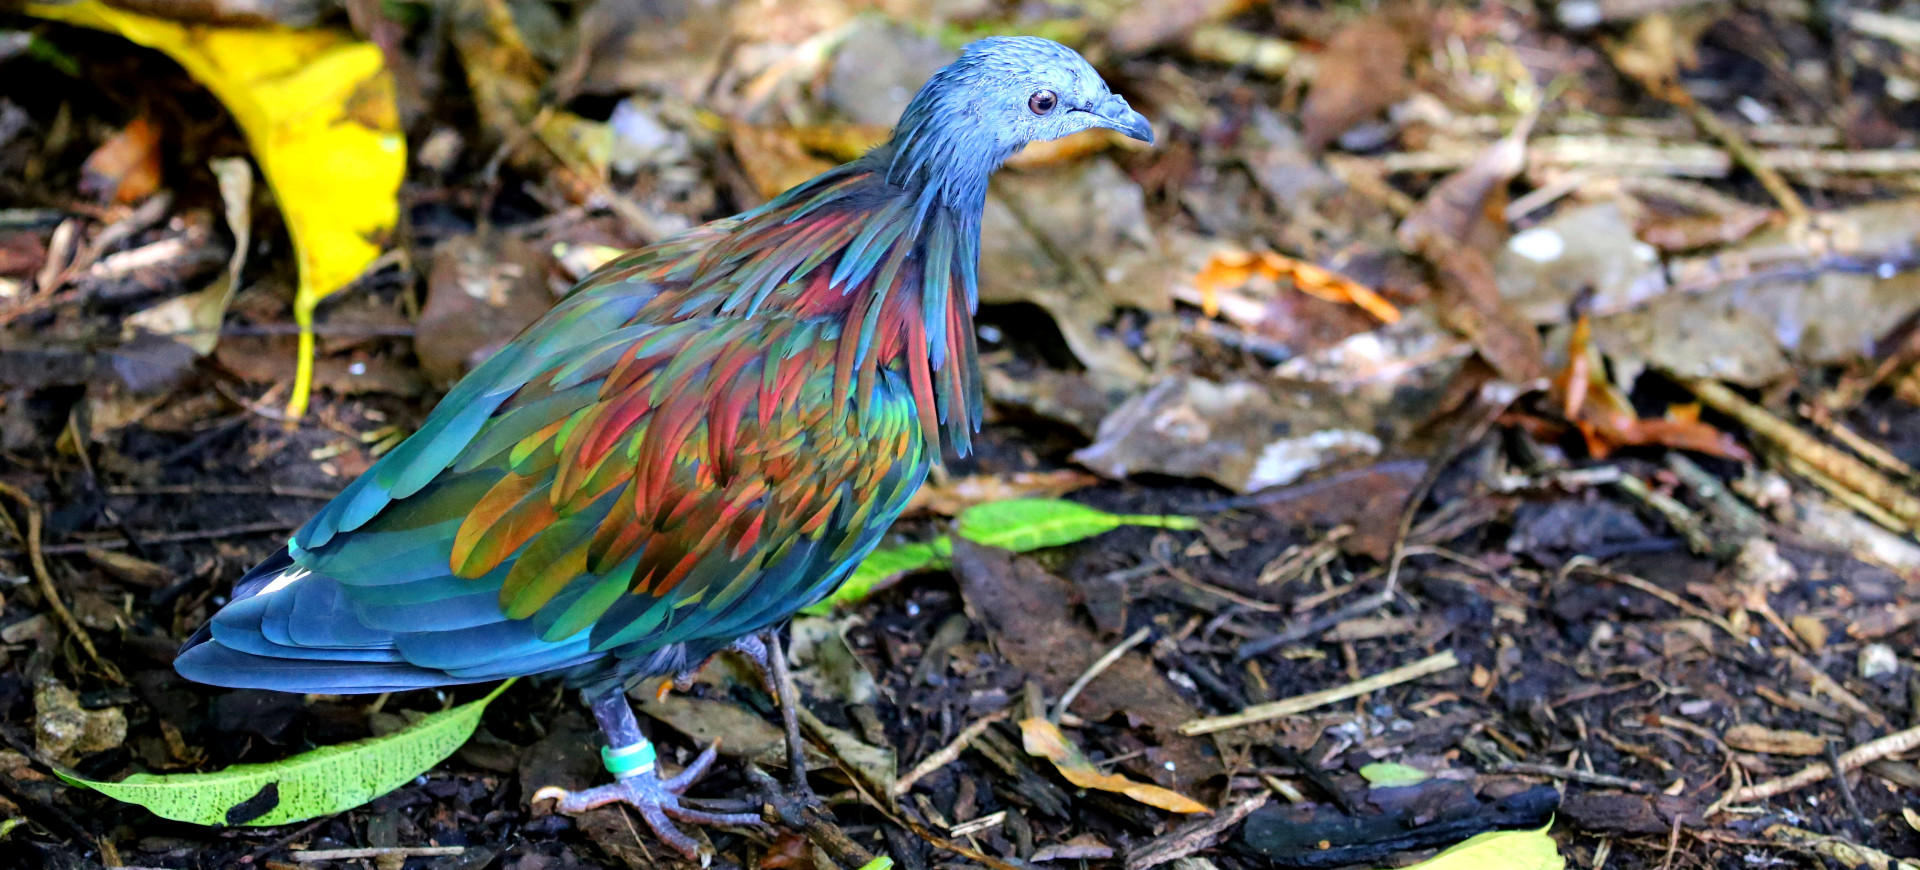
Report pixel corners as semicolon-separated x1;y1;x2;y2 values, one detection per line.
884;36;1152;206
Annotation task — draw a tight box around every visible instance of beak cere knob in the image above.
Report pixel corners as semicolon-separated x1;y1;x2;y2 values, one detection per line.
1096;93;1154;145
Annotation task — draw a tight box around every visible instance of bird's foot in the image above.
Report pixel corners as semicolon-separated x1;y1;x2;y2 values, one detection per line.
533;742;764;864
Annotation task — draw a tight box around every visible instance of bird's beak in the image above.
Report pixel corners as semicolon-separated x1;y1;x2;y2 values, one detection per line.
1091;93;1154;145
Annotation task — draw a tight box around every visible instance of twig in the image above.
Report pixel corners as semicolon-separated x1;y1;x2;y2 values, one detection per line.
1776;646;1889;729
1728;722;1920;803
1685;379;1920;527
1235;588;1394;661
891;709;1011;797
946;810;1006;838
1493;762;1653;793
1613;473;1722;556
1659;813;1683;870
1180;650;1460;736
0;520;296;559
1848;9;1920;49
0;482;123;683
1055;626;1152;722
1373;138;1920;178
1766;824;1920;870
1562;560;1741;639
1798;403;1918;481
238;817;332;864
1124;793;1269;870
1825;740;1871;838
107;484;342;500
1180;26;1304;78
1668;92;1807;225
291;846;465;862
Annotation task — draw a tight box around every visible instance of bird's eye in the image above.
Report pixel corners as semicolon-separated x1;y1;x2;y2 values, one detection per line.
1028;90;1057;114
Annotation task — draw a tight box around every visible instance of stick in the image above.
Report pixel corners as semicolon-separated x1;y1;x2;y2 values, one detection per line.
1179;650;1460;735
1494;762;1653;793
0;482;123;683
1055;627;1152;722
1728;722;1920;803
291;846;464;862
892;710;1010;797
1685;379;1920;528
0;520;296;559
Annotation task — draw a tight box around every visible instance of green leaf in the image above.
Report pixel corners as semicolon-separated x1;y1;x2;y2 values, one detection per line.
957;498;1197;552
60;680;512;827
817;499;1198;612
855;857;895;870
1378;824;1563;870
808;541;943;614
1359;762;1431;788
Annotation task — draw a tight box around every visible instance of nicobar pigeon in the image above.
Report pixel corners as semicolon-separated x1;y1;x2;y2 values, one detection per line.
176;36;1151;858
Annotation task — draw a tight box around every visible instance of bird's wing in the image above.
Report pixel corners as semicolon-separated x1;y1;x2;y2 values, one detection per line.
180;279;930;692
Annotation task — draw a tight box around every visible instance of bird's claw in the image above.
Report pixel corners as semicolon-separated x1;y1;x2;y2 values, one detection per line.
745;763;823;830
533;742;764;863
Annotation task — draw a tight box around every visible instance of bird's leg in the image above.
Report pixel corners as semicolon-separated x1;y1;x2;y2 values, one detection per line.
533;688;763;863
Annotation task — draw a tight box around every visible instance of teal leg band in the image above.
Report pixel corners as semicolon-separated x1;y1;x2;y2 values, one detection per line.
602;740;657;778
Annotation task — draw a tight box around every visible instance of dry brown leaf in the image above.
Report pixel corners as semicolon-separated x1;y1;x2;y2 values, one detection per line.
1397;123;1546;382
1300;12;1414;151
1552;315;1749;460
80;115;163;204
733;123;838;201
1019;717;1210;814
1107;0;1264;54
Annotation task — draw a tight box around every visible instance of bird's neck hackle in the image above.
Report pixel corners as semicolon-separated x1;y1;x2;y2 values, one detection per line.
606;160;986;457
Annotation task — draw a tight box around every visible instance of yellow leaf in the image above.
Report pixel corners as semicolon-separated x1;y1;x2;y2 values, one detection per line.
1379;824;1564;870
1018;717;1210;814
28;1;404;418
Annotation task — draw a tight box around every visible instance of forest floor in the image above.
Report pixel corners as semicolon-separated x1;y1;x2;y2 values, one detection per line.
3;0;1920;869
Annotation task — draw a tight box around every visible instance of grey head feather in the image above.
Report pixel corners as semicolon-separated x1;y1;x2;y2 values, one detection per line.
873;37;1152;216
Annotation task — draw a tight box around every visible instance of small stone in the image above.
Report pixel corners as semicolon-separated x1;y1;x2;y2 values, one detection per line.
1858;643;1900;680
35;677;126;764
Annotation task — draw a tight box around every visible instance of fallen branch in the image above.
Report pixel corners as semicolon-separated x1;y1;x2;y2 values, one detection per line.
1180;650;1460;735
